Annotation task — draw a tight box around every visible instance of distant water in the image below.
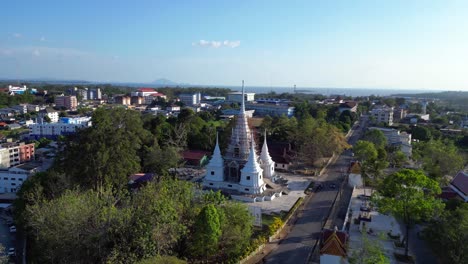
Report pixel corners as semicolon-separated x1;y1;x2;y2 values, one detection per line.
194;86;446;97
116;82;445;97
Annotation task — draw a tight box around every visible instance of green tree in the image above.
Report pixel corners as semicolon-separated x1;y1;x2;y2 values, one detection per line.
424;203;468;264
363;129;387;149
411;126;432;141
374;169;444;257
413;140;464;183
190;204;222;258
353;140;378;162
349;233;390;264
59;108;150;194
218;202;254;261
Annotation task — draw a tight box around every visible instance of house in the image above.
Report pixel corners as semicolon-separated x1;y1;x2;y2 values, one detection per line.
29;116;91;140
128;173;155;189
339;101;358;113
320;228;348;264
370;106;394;126
450;171;468;202
7;123;21;130
166;105;181;112
268;142;294;171
182;150;209;167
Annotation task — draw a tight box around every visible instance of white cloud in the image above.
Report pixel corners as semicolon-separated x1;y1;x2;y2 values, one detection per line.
13;33;22;38
193;40;240;48
223;40;241;48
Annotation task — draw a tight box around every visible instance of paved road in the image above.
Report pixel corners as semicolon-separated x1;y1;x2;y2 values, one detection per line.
264;117;367;264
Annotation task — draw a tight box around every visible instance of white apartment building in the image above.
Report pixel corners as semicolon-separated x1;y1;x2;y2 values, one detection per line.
227;92;255;103
0;163;41;193
29;116;92;139
370;106;394;126
39;108;59;123
179;93;201;106
369;127;412;157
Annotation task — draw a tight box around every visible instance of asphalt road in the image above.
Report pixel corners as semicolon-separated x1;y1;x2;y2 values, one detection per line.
264;116;367;264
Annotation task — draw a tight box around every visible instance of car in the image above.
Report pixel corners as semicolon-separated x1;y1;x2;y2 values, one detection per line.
9;226;16;233
7;247;15;257
329;183;337;189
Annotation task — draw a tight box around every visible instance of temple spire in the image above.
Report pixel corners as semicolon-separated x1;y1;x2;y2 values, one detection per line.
261;130;273;164
242;133;262;174
240;80;245;114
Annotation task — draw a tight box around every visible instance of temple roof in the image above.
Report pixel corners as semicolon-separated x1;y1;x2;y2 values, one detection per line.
320;228;348;257
241;136;262;174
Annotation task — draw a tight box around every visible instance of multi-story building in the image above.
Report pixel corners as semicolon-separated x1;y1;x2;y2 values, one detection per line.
0;163;41;193
29;117;92;140
227;92;255;103
55;96;78;110
77;88;88;101
39;108;59;123
368;127;412;157
179;93;201;106
8;85;37;95
370;106;394;126
87;88;102;100
0;142;35;168
131;96;144;105
245;102;295;117
114;95;131;105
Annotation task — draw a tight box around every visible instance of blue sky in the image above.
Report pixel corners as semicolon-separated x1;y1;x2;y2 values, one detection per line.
1;0;468;90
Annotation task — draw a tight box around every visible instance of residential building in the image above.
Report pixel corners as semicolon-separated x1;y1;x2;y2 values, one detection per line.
8;85;37;95
338;101;358;113
393;107;407;121
114;95;131;105
227;91;255;103
88;88;102;100
166;105;181;112
245;102;295;117
11;104;28;114
39;108;59;123
181;150;209;167
450;171;468;202
0;163;41;193
55;96;78;110
179;93;201;106
131;96;144;105
370;106;394;126
203;87;274;194
29;116;92;139
131;88;167;100
0;142;35;168
368;127;412;157
77;88;88;101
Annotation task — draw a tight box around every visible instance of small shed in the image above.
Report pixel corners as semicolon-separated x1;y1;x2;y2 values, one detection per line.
182;150;209;167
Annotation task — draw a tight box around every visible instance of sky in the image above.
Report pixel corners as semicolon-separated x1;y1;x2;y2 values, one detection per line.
1;0;468;90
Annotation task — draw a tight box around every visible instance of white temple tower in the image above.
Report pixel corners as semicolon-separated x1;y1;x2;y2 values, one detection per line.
204;133;224;182
239;136;266;194
202;81;272;195
260;130;275;179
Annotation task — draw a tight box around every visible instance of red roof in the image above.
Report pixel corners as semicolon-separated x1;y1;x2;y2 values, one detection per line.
138;88;156;92
0;122;7;126
150;92;165;97
440;187;458;200
182;150;209;161
451;171;468;196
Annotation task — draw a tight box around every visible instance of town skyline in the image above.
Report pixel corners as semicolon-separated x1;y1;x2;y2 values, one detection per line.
2;1;468;91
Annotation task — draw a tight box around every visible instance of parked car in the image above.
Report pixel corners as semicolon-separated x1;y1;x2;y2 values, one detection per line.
8;247;15;257
9;226;16;233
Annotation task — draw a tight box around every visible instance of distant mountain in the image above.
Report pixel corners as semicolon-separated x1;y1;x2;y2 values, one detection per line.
149;78;192;87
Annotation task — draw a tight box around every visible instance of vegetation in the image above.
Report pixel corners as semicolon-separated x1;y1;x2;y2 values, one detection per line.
374;169;444;257
349;233;390;264
424;202;468;264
